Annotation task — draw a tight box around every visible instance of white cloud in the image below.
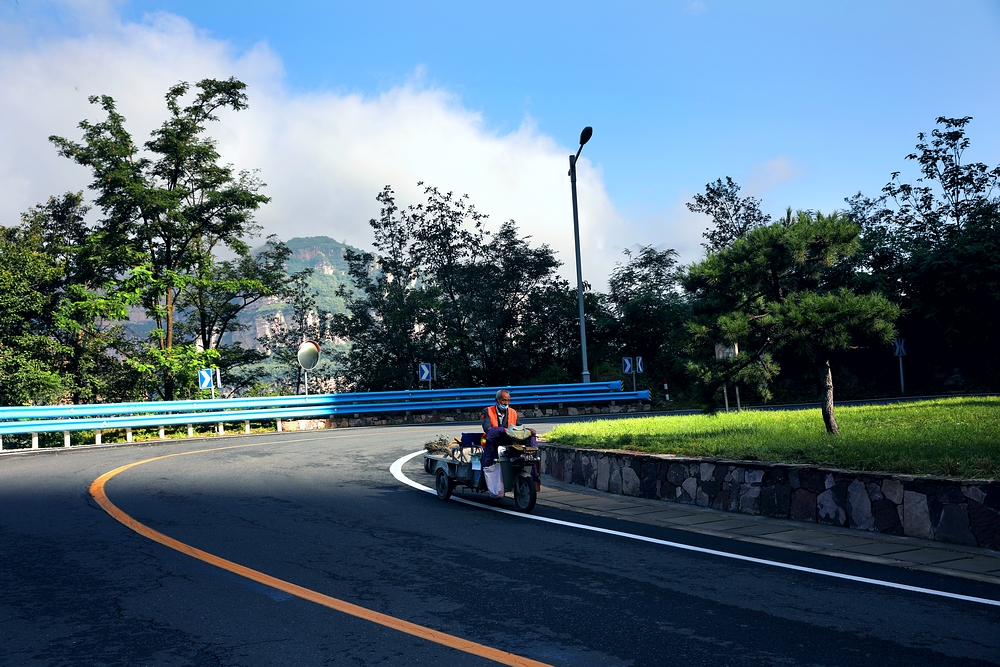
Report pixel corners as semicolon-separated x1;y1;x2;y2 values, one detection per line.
743;155;805;197
0;5;637;290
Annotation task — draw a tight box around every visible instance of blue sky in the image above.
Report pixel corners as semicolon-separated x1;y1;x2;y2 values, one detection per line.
2;0;999;285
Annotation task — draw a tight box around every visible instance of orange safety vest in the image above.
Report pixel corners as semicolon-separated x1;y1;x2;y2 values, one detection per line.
485;404;518;429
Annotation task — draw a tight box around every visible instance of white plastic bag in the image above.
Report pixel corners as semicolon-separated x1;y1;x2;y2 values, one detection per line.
484;463;505;498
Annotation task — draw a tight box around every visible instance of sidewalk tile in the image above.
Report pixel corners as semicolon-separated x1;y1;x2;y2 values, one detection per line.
933;557;1000;574
682;519;760;531
654;513;734;525
719;524;798;537
799;535;876;550
840;543;925;557
890;548;972;565
571;498;644;510
611;505;692;517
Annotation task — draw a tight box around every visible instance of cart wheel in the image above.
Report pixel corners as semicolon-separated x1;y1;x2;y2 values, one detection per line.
513;475;536;512
424;457;434;474
435;469;453;501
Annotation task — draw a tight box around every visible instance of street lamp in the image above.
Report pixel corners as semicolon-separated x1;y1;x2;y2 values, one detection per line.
569;126;593;383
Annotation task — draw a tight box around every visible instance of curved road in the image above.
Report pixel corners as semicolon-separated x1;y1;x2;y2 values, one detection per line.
1;424;998;666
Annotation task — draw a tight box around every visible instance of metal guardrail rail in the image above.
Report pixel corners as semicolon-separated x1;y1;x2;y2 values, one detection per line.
0;382;651;450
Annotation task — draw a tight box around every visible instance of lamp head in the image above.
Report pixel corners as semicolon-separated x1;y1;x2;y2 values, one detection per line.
579;126;593;147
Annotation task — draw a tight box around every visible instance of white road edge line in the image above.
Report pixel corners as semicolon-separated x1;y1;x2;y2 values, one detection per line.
391;450;1000;608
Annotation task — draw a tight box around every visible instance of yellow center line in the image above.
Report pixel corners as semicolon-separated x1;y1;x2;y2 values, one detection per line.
90;438;552;667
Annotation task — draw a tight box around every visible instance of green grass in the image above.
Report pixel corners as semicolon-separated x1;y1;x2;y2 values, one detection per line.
544;397;1000;479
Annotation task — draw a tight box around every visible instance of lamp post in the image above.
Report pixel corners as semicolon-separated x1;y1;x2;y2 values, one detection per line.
569;126;593;383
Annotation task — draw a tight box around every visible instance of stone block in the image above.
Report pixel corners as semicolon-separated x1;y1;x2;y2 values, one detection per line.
745;469;764;485
935;485;965;505
688;463;700;477
609;467;622;495
712;488;730;510
701;478;722;498
882;478;904;504
986;485;1000;511
760;483;791;517
933;503;976;546
572;454;585;485
596;456;610;491
739;486;761;514
817;489;847;526
872;498;903;535
733;468;745;484
825;473;836;489
796;469;826;493
567;407;578;416
866;482;883;502
697;489;711;507
563;456;574;483
968;500;1000;550
763;468;788;486
963;485;986;505
847;479;874;531
700;462;716;481
640;462;658;499
681;476;698;502
789;469;801;489
902;491;934;539
583;456;597;488
790;489;816;522
660;480;676;500
622;466;641;497
667;463;686;486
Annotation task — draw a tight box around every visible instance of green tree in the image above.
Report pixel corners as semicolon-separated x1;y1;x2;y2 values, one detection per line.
0;222;68;405
331;186;437;391
847;116;1000;390
686;177;772;252
602;246;688;401
684;212;899;433
332;185;566;390
50;78;270;399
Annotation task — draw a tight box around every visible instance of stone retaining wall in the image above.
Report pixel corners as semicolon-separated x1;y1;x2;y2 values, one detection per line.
539;444;1000;550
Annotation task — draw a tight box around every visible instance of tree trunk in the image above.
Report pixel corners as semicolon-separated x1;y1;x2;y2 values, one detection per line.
820;359;839;435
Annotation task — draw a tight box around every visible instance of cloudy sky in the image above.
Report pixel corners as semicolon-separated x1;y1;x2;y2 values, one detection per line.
2;0;999;289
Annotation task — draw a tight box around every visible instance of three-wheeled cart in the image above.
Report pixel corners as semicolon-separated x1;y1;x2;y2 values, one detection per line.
423;435;538;513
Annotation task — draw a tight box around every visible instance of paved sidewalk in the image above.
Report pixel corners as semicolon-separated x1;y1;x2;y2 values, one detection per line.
537;474;1000;586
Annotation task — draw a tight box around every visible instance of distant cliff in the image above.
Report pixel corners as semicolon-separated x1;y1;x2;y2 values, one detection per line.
241;236;362;347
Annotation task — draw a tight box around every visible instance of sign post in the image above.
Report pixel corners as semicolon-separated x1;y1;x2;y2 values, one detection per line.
198;368;215;399
418;362;433;390
714;343;740;412
622;357;635;391
893;338;907;394
297;340;321;395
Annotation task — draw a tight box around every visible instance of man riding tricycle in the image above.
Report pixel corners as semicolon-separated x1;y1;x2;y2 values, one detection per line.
423;390;541;512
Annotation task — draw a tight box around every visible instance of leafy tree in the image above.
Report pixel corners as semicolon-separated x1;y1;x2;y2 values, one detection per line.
686;177;772;252
0;222;68;405
332;184;566;390
0;193;142;405
176;236;296;394
50;78;270;399
331;187;437;392
846;116;1000;390
684;212;899;433
602;246;688;400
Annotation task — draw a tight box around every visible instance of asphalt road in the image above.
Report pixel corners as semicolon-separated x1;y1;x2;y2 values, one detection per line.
1;424;998;666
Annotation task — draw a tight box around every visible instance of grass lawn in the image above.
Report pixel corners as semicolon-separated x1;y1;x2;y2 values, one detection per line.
543;397;1000;479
